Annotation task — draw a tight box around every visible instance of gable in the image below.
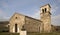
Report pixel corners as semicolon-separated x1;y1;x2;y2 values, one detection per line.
9;13;25;23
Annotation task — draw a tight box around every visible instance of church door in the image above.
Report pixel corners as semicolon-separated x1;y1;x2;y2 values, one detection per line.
15;24;17;32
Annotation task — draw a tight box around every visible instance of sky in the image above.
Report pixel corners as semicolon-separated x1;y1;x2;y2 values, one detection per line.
0;0;60;26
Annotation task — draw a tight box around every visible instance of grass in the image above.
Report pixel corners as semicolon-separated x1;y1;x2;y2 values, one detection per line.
27;32;60;35
0;32;60;35
0;32;19;35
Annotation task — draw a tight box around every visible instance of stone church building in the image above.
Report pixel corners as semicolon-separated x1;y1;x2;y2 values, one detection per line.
9;4;51;33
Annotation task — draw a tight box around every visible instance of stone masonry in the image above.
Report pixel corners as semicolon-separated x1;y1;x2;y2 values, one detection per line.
9;4;51;33
40;4;51;32
9;13;42;33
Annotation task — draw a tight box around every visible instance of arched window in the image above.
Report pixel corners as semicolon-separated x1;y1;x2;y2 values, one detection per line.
15;17;17;19
45;8;47;12
42;9;44;13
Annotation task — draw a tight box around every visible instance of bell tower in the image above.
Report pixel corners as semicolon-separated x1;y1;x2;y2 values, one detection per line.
40;4;51;33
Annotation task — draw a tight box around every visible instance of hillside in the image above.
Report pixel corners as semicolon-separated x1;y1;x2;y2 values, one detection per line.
0;21;9;32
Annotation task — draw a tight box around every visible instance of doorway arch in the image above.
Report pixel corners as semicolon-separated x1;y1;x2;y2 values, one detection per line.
15;24;18;32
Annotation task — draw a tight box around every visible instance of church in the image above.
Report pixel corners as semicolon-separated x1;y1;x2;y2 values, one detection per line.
9;4;52;33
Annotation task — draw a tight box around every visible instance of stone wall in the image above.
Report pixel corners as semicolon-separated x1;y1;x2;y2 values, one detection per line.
24;16;41;32
9;13;25;33
9;13;42;33
40;4;51;33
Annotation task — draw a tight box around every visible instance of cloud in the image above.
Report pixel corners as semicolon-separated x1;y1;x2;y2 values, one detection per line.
56;0;60;3
0;16;9;21
51;4;60;26
0;9;6;16
0;9;9;21
0;9;4;15
1;0;9;7
51;4;59;16
31;10;40;19
52;14;60;26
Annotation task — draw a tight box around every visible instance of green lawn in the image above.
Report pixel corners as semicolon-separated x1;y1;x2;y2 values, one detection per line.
0;32;19;35
27;32;60;35
0;32;60;35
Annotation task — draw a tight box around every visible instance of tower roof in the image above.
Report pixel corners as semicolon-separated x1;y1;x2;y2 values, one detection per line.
40;4;51;8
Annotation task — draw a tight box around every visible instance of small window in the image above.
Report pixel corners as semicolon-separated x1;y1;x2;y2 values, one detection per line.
21;26;25;31
15;17;17;19
45;8;47;12
42;9;44;13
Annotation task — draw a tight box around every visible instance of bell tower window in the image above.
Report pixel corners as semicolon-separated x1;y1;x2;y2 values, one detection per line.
42;9;44;13
45;8;47;12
